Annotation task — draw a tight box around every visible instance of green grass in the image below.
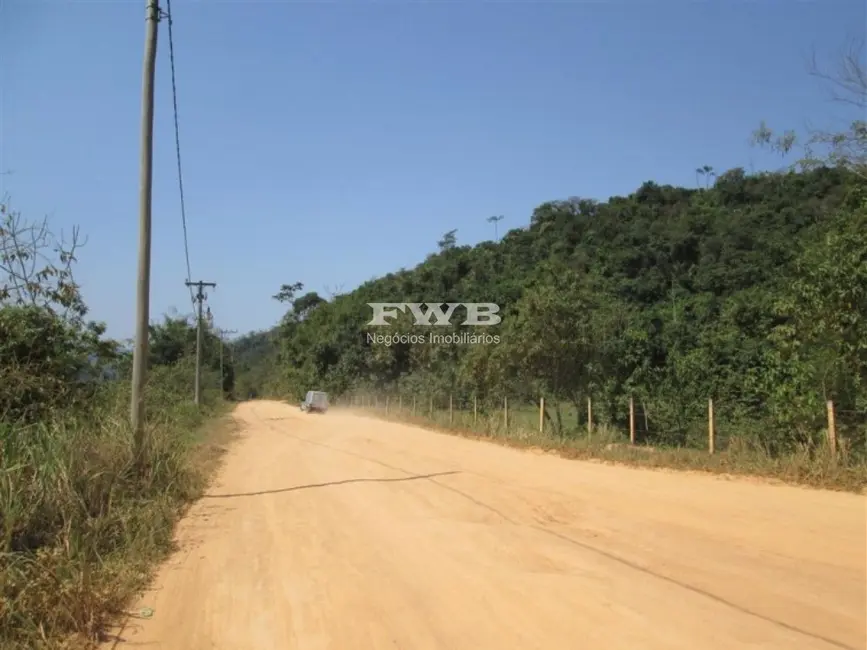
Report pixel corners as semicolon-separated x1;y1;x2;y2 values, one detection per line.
358;404;867;493
0;363;236;649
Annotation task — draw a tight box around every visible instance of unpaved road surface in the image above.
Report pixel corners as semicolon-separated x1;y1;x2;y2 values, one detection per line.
107;400;866;650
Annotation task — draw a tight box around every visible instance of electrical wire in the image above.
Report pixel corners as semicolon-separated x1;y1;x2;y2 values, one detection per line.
164;0;196;310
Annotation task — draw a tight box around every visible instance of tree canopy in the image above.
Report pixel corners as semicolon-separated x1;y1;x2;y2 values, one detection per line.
233;166;866;452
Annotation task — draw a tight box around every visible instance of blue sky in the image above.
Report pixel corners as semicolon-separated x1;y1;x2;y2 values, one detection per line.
2;0;864;341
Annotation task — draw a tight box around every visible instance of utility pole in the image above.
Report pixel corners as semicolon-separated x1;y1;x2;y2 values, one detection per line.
217;328;237;396
186;280;216;405
131;0;161;452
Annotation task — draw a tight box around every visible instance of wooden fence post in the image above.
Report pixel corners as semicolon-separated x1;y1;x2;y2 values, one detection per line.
473;394;477;425
587;396;592;438
539;397;545;433
504;396;508;430
449;394;453;424
399;394;402;411
385;396;389;414
708;398;715;454
629;396;635;445
429;396;433;418
827;400;837;457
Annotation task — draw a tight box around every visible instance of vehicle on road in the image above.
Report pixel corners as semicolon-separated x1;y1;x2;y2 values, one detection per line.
300;390;329;413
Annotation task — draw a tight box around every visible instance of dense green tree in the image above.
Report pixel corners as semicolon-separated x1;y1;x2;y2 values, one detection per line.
241;165;864;453
437;229;458;251
147;314;236;398
0;202;119;421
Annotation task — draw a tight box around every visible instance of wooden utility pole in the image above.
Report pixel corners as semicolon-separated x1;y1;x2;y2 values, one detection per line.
826;400;837;457
130;0;161;452
186;280;216;405
217;328;237;395
708;398;715;454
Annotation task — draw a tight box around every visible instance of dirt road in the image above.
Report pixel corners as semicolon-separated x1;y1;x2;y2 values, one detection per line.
107;400;866;650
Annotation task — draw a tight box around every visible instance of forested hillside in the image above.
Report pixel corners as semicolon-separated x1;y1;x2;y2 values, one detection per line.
234;166;866;452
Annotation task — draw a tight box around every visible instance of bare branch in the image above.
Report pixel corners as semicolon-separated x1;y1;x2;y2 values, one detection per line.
808;37;867;109
752;39;867;180
323;283;346;300
0;199;88;319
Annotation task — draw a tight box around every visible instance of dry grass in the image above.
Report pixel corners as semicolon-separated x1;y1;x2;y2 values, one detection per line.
0;365;238;650
352;406;867;493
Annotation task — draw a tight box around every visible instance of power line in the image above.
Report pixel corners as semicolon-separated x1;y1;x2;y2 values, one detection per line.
164;0;195;310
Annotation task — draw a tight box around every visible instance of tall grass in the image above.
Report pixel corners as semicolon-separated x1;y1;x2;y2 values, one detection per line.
0;361;233;649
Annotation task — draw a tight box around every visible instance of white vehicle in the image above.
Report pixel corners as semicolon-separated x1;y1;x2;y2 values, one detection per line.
300;390;329;414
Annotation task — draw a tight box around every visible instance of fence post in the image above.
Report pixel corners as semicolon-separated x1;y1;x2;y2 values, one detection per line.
399;394;402;411
629;396;635;445
429;396;433;418
412;395;416;415
473;394;477;425
449;394;453;424
708;398;715;454
587;396;592;438
504;396;508;430
539;397;545;433
827;400;837;457
385;396;389;415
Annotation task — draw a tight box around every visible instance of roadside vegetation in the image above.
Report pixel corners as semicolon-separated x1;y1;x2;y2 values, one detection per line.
348;399;865;492
0;200;237;648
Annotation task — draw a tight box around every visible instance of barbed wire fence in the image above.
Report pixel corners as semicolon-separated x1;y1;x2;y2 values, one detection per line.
335;388;866;462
